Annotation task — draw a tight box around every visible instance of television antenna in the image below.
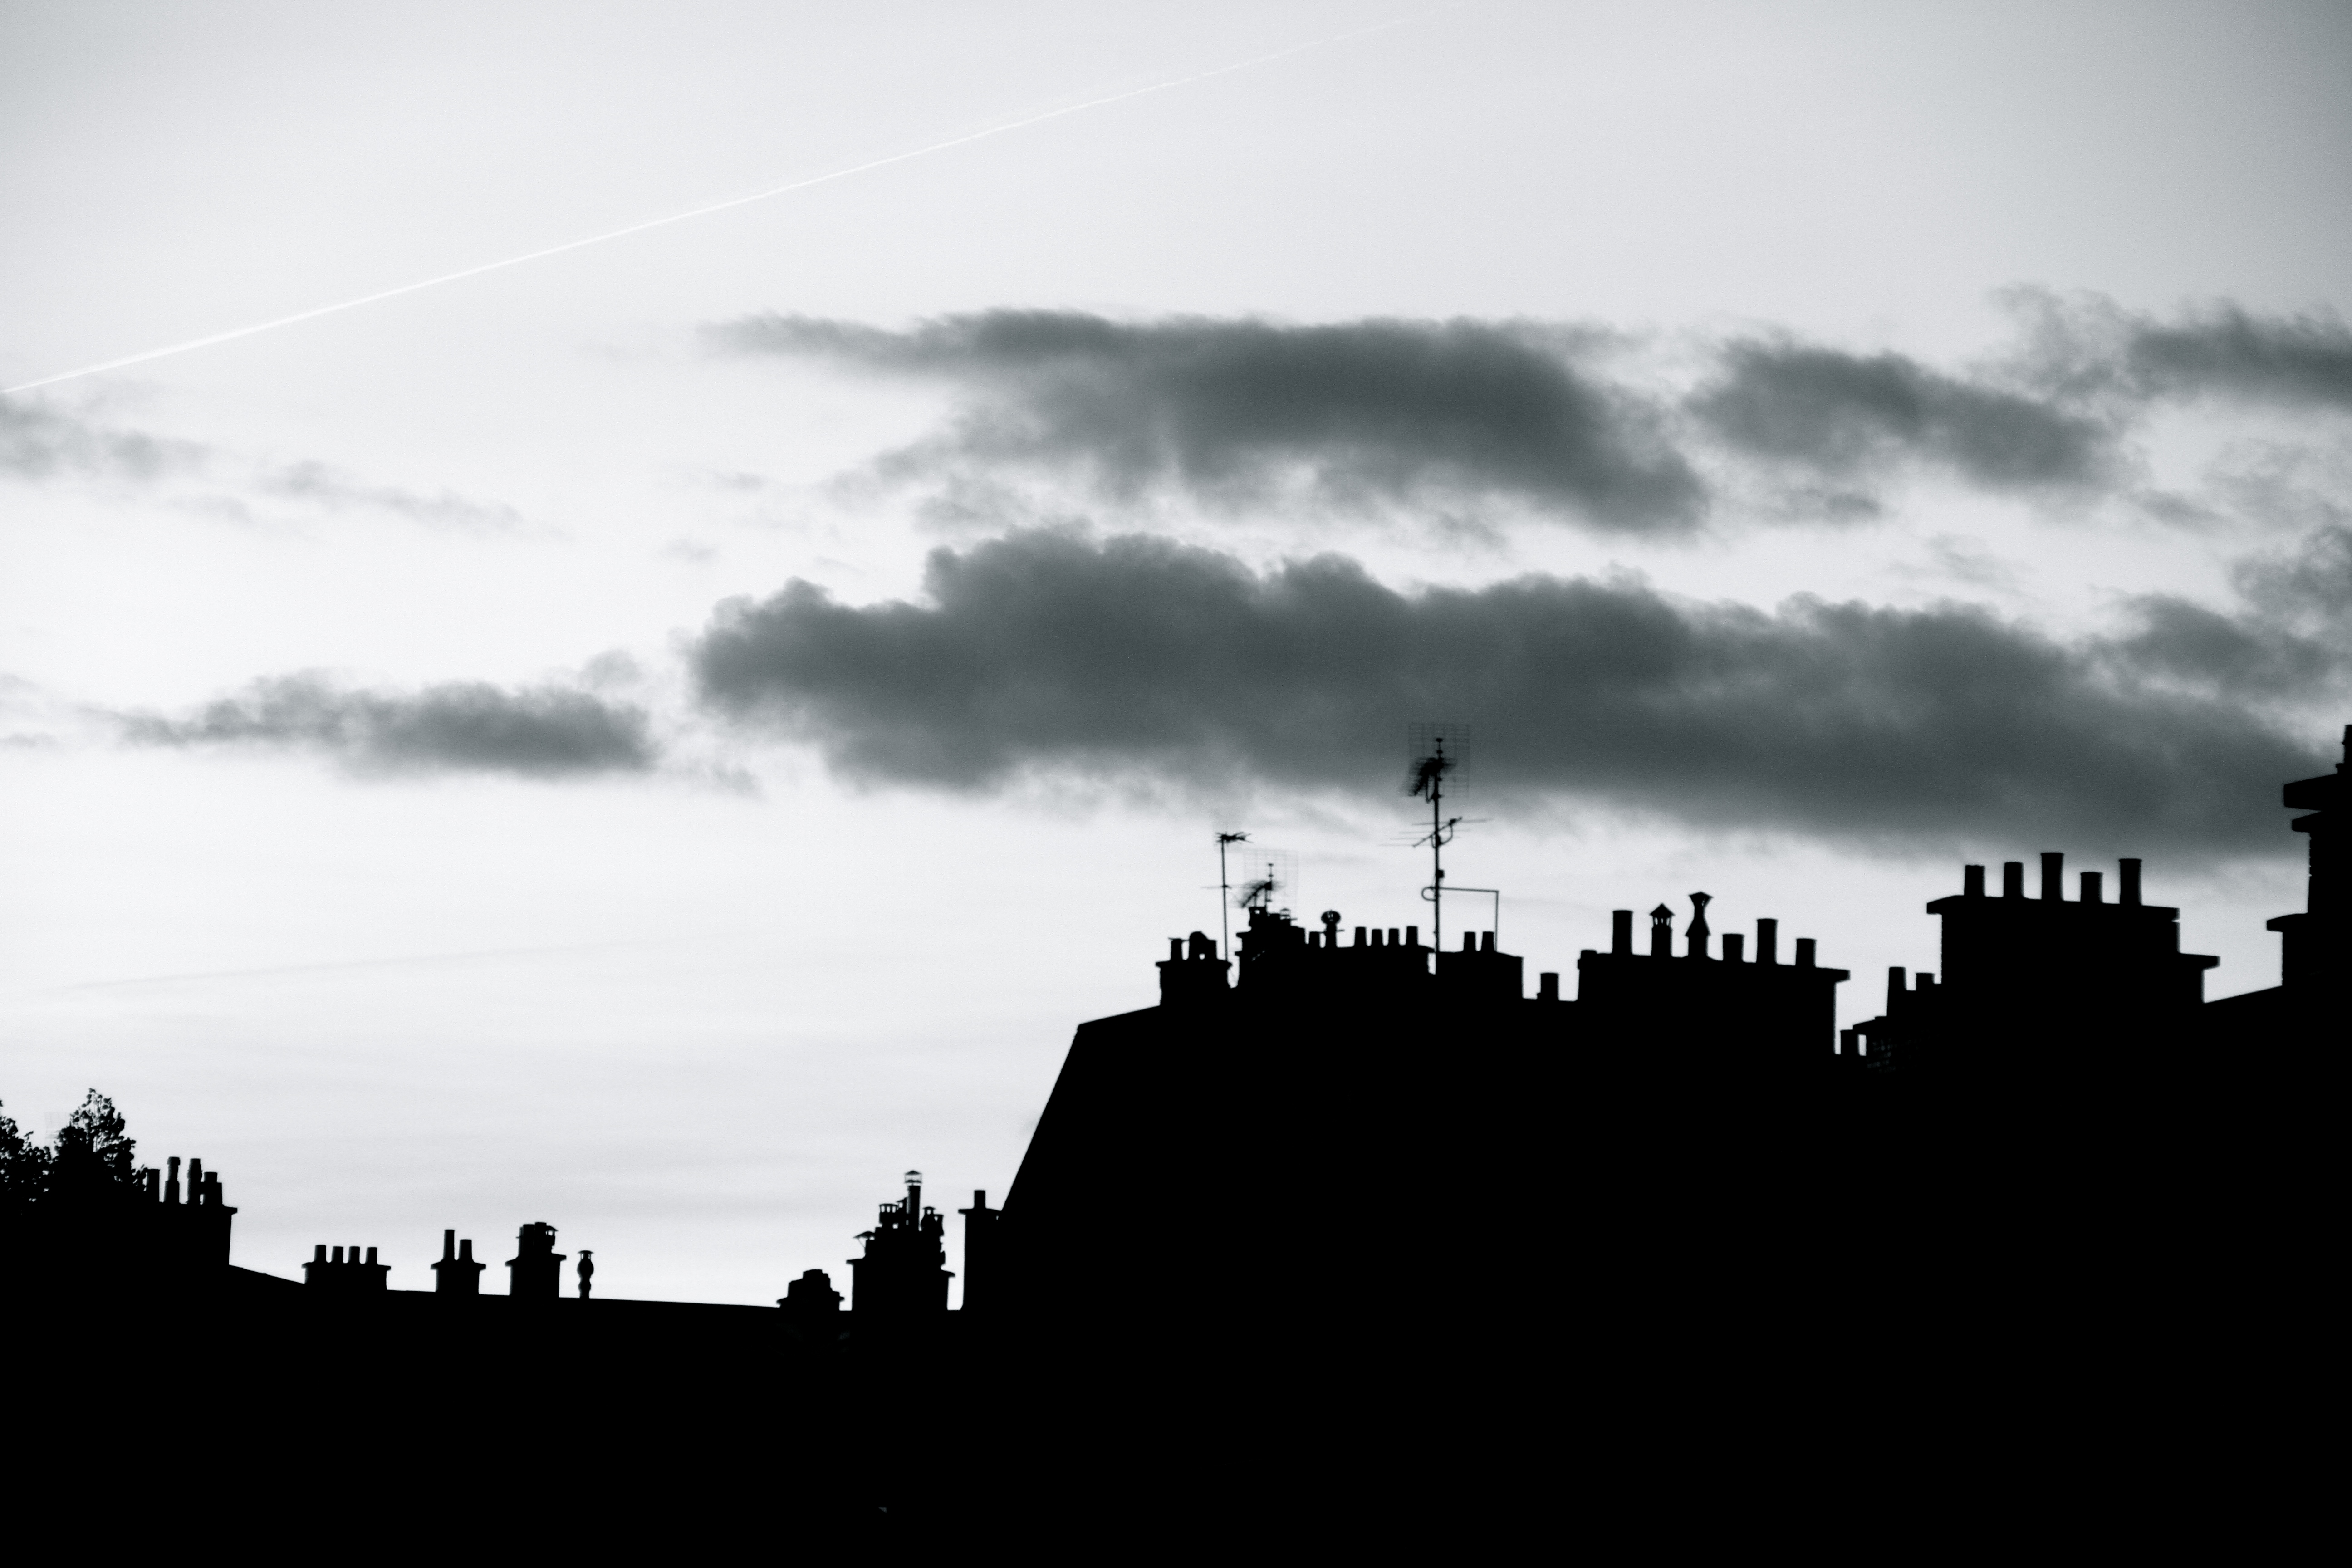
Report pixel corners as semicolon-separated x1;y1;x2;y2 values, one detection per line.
1232;848;1298;917
1406;721;1470;955
1214;831;1249;963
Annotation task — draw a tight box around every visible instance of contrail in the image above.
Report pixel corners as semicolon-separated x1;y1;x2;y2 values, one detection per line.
3;10;1446;397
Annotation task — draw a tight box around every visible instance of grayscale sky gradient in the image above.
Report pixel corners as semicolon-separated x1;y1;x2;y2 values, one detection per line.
5;0;2349;1303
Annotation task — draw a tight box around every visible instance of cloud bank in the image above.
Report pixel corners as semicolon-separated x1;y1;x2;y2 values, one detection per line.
125;676;657;777
691;529;2340;855
714;300;2352;531
718;312;1705;531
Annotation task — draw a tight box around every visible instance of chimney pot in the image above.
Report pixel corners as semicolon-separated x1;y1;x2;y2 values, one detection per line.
1354;926;1368;946
2120;858;2143;906
1480;931;1494;953
1406;926;1419;947
2003;861;2025;898
1796;938;1817;969
2081;871;2103;904
1963;864;1986;897
1756;919;1778;965
1722;933;1744;964
2041;852;2064;901
1888;965;1907;1009
1538;972;1559;1001
1611;910;1633;955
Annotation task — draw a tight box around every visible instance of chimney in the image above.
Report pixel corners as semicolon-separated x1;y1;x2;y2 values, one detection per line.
1538;972;1559;1001
1388;928;1401;946
2120;858;2142;906
1756;919;1778;965
2041;852;2064;901
1796;938;1817;969
1963;864;1985;897
1167;938;1182;963
2081;871;2103;904
1462;932;1476;951
332;1247;344;1264
1480;931;1494;953
1405;926;1420;947
2004;861;2025;898
1686;892;1712;959
1887;966;1906;1010
1612;910;1633;955
166;1156;181;1206
1722;933;1744;964
1354;926;1368;946
365;1247;379;1266
442;1229;456;1263
1649;906;1674;958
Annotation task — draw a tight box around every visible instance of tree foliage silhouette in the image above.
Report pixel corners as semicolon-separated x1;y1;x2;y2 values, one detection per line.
0;1100;49;1203
45;1091;138;1203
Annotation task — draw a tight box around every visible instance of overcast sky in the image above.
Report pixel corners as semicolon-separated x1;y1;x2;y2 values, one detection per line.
5;0;2349;1304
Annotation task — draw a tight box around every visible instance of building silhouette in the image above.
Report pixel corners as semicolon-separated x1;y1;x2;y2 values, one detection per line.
8;727;2345;1528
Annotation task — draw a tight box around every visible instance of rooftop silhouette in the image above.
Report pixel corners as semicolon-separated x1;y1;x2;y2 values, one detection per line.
7;725;2342;1527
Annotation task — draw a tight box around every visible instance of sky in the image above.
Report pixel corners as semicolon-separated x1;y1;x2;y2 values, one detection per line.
4;0;2349;1304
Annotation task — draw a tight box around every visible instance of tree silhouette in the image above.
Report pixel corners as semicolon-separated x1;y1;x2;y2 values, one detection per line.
46;1091;137;1203
0;1100;49;1203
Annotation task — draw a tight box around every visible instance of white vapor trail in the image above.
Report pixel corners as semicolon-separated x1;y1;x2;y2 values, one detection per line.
3;10;1446;397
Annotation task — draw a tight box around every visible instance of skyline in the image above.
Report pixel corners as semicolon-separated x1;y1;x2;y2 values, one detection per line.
5;0;2349;1303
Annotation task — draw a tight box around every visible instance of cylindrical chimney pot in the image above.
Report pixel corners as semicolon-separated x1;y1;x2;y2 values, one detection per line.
2081;871;2103;904
1756;919;1778;965
1796;938;1817;968
1612;911;1633;955
2041;852;2064;901
2003;862;2025;898
2120;858;2142;906
1963;865;1985;897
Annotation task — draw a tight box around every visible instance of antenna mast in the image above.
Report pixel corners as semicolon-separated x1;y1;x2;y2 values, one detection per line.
1406;722;1467;955
1215;831;1249;966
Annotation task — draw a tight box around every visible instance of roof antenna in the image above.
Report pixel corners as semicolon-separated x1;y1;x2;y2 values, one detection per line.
1406;721;1470;956
1215;831;1249;969
1234;849;1298;918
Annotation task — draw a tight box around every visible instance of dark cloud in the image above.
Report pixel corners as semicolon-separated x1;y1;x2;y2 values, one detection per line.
1688;340;2118;492
0;400;206;482
2232;523;2352;623
2010;292;2352;411
125;676;657;777
691;530;2340;855
713;311;1707;532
